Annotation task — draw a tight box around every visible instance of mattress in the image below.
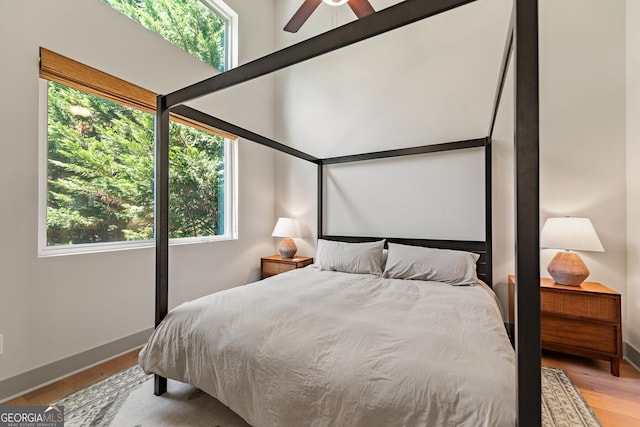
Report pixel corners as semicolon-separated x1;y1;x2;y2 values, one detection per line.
139;267;515;427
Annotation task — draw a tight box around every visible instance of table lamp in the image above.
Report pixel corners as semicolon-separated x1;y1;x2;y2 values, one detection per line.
540;217;604;286
272;217;302;259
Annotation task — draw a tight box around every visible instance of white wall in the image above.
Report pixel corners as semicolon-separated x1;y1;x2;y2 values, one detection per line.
626;0;640;354
494;0;629;336
270;153;318;257
539;0;628;323
273;0;512;279
274;0;512;158
496;0;632;351
0;0;276;382
492;0;629;332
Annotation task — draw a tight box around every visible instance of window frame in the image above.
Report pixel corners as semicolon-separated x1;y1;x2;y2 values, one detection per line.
38;49;238;257
102;0;238;72
201;0;239;71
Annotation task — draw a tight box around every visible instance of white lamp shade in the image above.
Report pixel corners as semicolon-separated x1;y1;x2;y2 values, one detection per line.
540;217;604;252
323;0;349;5
271;217;301;238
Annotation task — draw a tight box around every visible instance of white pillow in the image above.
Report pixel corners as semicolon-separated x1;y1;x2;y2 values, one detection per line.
315;239;385;275
382;242;480;285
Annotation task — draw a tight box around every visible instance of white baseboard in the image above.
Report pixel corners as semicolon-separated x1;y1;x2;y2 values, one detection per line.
0;328;153;404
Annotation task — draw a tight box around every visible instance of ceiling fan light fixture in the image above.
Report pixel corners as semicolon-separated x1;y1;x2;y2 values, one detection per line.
322;0;349;6
284;0;373;33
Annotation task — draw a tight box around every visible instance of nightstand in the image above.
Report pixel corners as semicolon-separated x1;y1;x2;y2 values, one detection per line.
261;255;313;279
508;275;622;376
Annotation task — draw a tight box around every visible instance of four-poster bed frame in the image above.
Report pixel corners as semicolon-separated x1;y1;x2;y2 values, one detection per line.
153;0;540;425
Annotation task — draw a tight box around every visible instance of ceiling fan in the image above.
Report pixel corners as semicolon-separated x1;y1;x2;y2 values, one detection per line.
284;0;376;33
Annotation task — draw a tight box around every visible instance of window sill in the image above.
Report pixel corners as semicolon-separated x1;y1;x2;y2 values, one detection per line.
38;235;237;258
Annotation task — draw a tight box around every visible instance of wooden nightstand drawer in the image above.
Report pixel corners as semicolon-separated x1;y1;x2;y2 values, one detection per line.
542;316;617;354
541;290;618;322
262;261;295;276
261;255;313;279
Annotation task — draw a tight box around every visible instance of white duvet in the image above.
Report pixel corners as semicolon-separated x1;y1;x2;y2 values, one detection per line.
139;268;515;427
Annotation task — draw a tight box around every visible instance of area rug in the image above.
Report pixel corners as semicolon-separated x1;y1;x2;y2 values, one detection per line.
55;365;601;426
541;366;602;427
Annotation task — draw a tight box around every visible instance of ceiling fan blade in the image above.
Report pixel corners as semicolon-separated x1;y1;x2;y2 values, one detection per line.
348;0;376;18
284;0;323;33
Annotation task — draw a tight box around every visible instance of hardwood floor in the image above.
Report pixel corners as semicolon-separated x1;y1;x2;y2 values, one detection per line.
542;350;640;427
2;348;140;407
3;347;639;427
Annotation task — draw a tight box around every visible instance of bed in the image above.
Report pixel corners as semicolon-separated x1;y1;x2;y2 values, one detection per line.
152;0;541;422
140;240;515;426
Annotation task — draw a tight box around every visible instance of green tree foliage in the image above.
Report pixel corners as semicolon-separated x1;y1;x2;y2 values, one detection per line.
102;0;227;71
47;82;225;246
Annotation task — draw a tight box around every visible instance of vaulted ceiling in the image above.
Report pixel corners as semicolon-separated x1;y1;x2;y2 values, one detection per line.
272;0;513;158
187;0;514;159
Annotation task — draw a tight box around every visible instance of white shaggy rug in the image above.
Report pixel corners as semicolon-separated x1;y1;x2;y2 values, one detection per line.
55;365;601;427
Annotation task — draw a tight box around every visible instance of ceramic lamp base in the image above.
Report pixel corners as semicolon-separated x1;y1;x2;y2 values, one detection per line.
278;238;298;259
547;251;590;286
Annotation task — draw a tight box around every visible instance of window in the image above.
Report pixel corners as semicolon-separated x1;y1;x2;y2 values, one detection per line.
102;0;238;72
39;48;237;255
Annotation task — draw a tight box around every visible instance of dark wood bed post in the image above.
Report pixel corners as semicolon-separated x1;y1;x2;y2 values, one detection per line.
489;2;541;422
514;0;541;425
154;95;169;396
317;163;324;239
485;138;493;286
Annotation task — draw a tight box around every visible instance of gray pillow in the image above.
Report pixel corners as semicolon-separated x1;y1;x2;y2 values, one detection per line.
383;242;479;285
315;239;385;275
